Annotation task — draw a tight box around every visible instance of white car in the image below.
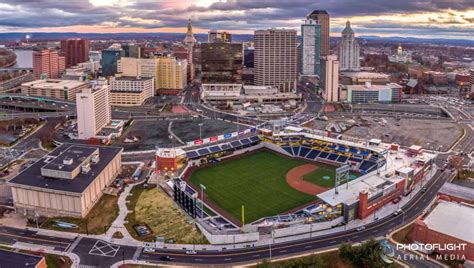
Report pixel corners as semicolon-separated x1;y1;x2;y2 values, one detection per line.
393;209;402;216
186;250;197;255
356;226;366;232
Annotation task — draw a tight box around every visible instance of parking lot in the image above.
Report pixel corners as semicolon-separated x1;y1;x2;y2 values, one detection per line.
308;116;462;151
116;119;242;151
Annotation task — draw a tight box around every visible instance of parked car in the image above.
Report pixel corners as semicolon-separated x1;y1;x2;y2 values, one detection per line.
186;250;197;255
392;197;401;204
356;226;366;232
421;187;427;193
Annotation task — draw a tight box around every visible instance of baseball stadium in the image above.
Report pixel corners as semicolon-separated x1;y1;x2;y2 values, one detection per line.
156;123;436;233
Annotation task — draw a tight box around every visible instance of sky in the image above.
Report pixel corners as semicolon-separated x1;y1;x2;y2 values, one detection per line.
0;0;473;40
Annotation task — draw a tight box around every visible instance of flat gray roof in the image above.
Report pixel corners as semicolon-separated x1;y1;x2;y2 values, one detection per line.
439;182;474;203
423;200;474;243
8;144;122;194
42;146;97;172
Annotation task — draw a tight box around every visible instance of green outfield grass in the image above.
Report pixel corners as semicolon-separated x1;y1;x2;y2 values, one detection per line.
303;164;360;188
190;150;315;224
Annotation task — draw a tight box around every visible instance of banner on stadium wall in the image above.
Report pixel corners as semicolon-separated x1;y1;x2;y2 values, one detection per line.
250;127;257;132
194;139;203;145
238;131;245;136
244;129;251;134
202;138;210;144
217;135;225;141
210;136;218;142
224;133;232;139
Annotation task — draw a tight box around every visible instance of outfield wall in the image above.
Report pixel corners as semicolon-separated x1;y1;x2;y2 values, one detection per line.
273;217;344;238
197;222;260;245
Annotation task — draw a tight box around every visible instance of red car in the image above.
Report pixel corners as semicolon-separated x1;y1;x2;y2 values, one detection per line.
392;197;401;204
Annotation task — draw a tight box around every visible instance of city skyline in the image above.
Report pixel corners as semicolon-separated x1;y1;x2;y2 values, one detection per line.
0;0;472;40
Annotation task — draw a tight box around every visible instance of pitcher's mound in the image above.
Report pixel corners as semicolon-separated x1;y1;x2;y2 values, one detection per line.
286;164;329;195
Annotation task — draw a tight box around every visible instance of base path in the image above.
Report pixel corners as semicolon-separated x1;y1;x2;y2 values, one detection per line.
286;164;329;195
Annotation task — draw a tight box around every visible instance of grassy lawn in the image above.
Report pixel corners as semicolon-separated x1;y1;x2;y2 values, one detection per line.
303;164;360;188
125;185;208;244
41;194;119;235
255;250;351;268
190;150;315;224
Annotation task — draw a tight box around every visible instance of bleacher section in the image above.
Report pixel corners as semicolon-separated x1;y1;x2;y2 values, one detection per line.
185;135;261;160
274;137;382;174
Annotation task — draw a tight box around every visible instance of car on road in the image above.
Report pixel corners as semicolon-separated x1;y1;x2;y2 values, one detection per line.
356;226;366;232
393;209;402;216
161;256;174;261
392;197;401;204
186;250;197;255
421;187;427;193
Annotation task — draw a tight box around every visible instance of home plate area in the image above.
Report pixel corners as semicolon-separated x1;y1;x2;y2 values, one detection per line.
89;240;120;257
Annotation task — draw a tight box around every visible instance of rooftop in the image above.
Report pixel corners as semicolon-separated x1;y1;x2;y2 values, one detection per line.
8;144;122;194
438;182;474;203
423;200;474;243
22;79;87;89
0;249;44;268
42;146;97;173
112;76;154;82
346;83;402;91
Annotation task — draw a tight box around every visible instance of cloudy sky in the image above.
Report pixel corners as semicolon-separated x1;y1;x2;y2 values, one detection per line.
0;0;473;39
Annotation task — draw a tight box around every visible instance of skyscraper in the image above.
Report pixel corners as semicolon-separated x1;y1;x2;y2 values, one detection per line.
201;43;243;83
337;21;360;71
307;10;330;57
60;39;90;67
321;55;339;102
101;48;122;77
301;18;321;76
32;49;65;79
254;29;297;92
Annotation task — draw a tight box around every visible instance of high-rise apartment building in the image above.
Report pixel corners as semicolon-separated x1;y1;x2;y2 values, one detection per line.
307;10;330;57
201;43;243;83
118;57;187;94
337;21;360;71
101;48;122;77
208;30;232;43
254;29;297;92
321;55;339;102
60;39;90;67
76;80;111;140
32;49;65;79
301;18;321;76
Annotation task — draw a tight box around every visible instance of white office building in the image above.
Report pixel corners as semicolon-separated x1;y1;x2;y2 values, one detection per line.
321;55;340;102
76;80;111;140
337;21;360;71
